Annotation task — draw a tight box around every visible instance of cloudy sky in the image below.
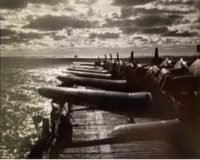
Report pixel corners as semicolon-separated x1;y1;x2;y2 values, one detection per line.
0;0;199;57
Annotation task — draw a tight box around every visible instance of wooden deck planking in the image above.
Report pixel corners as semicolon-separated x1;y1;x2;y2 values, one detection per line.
61;104;181;158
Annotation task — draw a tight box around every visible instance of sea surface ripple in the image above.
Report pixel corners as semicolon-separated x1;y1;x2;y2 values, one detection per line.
0;58;72;158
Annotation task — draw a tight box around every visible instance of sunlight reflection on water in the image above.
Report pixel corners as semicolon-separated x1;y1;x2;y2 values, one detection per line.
0;58;71;158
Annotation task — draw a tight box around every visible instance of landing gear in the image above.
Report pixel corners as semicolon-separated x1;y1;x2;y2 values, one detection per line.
47;100;73;158
48;114;72;158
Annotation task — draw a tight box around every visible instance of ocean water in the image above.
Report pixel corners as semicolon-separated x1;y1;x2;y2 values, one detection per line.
0;57;76;158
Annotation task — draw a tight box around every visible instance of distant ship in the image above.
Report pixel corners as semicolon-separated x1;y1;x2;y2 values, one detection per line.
74;54;78;58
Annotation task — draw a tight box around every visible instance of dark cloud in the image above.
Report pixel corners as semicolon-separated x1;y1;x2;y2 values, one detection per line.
104;14;182;29
122;26;198;37
142;27;169;34
0;0;27;9
29;0;67;5
75;0;97;5
0;0;69;10
111;13;120;19
89;32;120;39
18;32;43;39
53;35;66;41
25;15;98;31
160;0;195;5
112;0;155;6
0;15;5;20
0;28;43;45
0;29;16;37
133;36;145;40
120;7;194;19
163;30;197;37
1;28;43;39
122;27;168;35
103;19;133;28
119;8;133;19
88;7;95;16
132;36;148;42
121;26;198;39
133;14;183;27
112;0;197;37
67;29;73;36
1;36;26;45
0;0;68;10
